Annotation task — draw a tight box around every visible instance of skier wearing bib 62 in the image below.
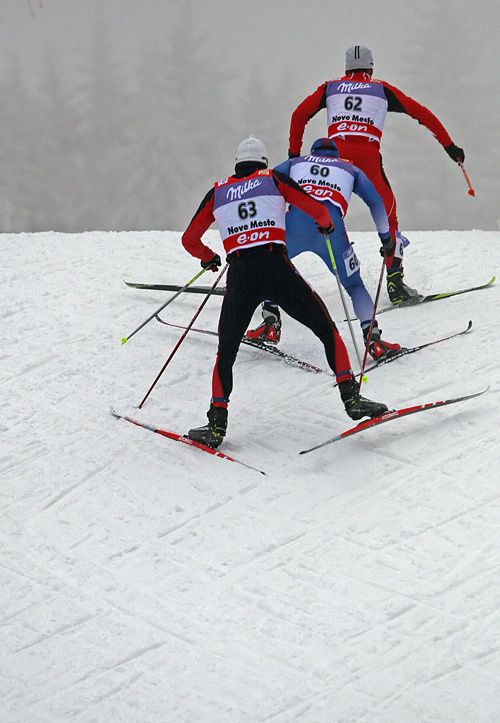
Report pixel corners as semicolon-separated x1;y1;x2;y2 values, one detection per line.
246;137;402;361
288;45;465;304
181;136;388;449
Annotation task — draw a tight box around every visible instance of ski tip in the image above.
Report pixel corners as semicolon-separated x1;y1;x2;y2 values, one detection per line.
468;189;476;197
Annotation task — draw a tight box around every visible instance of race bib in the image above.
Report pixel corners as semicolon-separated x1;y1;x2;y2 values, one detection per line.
343;245;360;276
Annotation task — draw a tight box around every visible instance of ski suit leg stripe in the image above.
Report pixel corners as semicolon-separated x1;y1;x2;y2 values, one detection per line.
271;256;353;383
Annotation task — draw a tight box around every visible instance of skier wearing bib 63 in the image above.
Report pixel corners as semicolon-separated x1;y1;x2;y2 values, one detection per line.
180;136;388;449
246;136;402;361
288;45;465;305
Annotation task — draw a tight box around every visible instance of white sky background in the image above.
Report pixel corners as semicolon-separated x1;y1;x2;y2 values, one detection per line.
1;0;498;232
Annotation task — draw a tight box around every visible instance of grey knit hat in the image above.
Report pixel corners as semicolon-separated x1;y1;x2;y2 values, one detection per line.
345;45;374;72
235;136;268;165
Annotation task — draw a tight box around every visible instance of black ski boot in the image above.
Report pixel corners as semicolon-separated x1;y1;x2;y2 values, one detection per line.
187;405;228;449
387;269;422;305
338;377;389;421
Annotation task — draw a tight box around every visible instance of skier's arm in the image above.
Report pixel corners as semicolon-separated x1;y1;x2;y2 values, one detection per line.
181;188;219;263
382;80;453;147
353;168;390;237
272;170;331;228
288;83;327;157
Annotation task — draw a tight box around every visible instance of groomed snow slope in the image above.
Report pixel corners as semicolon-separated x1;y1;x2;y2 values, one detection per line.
2;229;500;723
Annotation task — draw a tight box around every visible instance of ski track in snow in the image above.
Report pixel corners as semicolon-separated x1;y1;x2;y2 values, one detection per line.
1;229;499;722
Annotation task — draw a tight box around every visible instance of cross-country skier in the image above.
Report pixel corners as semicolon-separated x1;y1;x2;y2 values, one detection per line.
288;45;465;304
181;136;388;448
246;137;402;361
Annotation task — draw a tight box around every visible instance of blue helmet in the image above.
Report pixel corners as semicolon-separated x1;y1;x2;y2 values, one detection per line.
310;137;339;156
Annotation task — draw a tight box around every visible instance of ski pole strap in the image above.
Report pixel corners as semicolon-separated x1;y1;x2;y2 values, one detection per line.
121;267;207;344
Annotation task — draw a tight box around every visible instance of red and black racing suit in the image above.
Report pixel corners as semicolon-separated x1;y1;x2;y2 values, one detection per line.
289;72;454;244
182;167;353;408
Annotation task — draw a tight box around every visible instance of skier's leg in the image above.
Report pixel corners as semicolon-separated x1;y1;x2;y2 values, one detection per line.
268;255;388;419
188;260;260;448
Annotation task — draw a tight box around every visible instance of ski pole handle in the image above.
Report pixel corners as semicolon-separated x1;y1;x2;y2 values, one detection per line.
121;267;207;345
459;163;475;197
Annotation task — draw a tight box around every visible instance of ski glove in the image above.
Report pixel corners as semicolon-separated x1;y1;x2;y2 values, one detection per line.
317;221;335;234
201;253;222;272
445;143;465;164
379;234;396;258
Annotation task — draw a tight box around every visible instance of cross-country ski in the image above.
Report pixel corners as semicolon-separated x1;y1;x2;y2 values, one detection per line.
110;406;266;475
299;386;489;454
345;275;495;319
155;314;473;379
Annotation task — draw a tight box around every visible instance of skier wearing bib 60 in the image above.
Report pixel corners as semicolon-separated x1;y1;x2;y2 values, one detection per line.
288;45;465;304
246;137;402;361
181;136;388;449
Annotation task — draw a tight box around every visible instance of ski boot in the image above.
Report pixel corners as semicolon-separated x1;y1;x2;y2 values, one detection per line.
187;405;228;449
387;269;422;305
363;323;401;361
245;303;281;344
338;377;389;421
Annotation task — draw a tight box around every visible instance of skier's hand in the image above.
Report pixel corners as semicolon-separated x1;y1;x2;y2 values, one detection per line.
379;234;396;259
201;253;222;272
445;143;465;164
317;220;335;234
288;150;300;159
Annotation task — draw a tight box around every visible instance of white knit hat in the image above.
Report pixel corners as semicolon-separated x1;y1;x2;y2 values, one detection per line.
345;45;374;71
235;136;268;165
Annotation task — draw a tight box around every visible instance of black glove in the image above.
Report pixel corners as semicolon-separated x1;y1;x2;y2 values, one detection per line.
379;234;396;258
288;150;300;159
445;143;465;164
201;253;222;272
317;220;335;234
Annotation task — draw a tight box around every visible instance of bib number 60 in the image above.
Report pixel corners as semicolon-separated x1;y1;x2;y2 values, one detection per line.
343;245;360;277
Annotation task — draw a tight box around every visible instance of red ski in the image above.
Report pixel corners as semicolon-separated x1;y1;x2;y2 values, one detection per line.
110;407;266;475
299;387;489;454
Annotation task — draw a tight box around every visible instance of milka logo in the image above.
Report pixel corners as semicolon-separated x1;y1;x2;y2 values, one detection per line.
227;179;262;201
337;82;371;93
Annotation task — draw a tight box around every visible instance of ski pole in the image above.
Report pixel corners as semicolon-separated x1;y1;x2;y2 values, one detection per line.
138;263;228;409
356;256;386;391
121;268;207;345
323;232;364;372
459;163;476;197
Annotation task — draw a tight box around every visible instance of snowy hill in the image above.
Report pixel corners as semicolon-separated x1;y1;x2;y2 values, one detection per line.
2;229;500;722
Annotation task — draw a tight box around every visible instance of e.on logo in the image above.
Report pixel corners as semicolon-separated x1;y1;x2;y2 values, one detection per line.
337;121;368;133
236;230;270;244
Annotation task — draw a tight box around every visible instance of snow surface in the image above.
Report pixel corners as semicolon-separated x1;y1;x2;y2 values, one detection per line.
2;229;500;722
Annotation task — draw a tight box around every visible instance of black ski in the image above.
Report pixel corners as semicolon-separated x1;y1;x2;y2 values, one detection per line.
124;280;226;296
299;386;489;454
361;319;473;372
110;406;266;475
155;315;473;380
155;315;329;374
346;276;495;320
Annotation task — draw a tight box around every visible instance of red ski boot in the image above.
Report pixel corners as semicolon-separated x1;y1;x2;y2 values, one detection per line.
363;325;401;361
245;314;281;345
